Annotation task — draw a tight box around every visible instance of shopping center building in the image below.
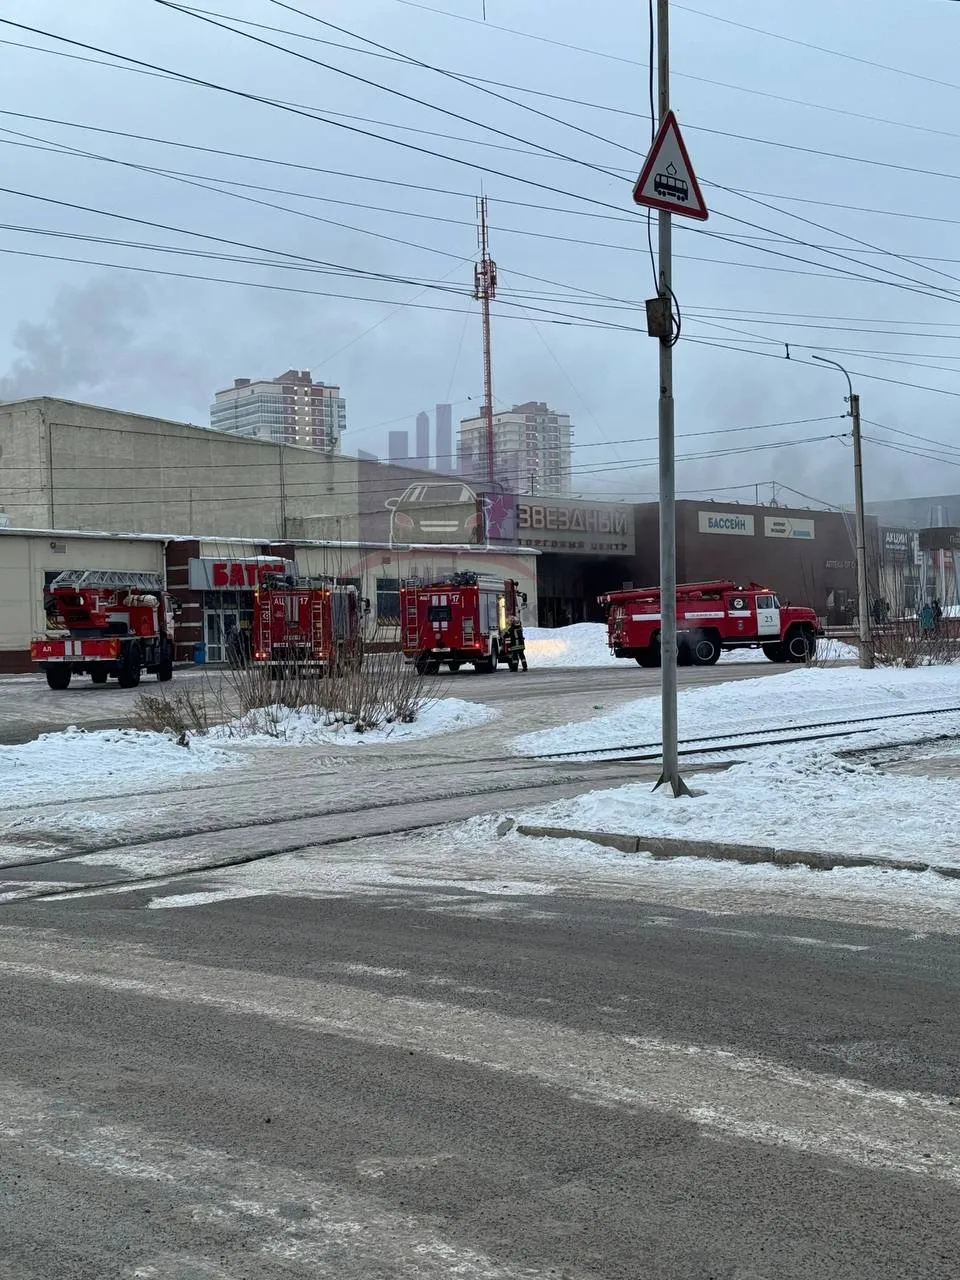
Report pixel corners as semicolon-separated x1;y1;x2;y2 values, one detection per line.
0;394;886;669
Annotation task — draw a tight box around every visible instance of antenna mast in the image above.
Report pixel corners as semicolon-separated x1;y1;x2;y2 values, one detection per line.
474;195;497;489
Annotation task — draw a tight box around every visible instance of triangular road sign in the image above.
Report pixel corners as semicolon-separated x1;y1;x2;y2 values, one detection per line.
633;110;708;221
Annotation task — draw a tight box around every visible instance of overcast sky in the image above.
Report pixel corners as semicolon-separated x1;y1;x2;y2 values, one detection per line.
0;0;958;510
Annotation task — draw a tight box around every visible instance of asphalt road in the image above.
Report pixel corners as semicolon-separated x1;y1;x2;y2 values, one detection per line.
0;659;787;745
0;885;958;1280
3;660;954;1278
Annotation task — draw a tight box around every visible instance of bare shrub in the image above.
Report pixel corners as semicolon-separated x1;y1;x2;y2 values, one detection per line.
130;687;214;735
220;633;436;739
872;617;957;668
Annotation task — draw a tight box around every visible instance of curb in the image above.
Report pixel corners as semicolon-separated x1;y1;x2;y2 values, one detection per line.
515;824;960;879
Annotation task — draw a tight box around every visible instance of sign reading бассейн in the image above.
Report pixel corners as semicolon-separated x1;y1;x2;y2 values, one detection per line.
698;510;755;536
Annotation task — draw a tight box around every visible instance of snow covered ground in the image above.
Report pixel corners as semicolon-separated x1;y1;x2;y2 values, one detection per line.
511;665;960;868
522;624;620;668
513;663;960;757
0;700;497;813
210;698;497;746
522;622;857;668
0;727;231;809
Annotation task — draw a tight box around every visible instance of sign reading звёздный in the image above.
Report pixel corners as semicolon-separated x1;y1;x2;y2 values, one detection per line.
517;500;634;555
697;510;755;536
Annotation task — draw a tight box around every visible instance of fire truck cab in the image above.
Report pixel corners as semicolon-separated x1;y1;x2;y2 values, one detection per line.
250;574;363;675
600;579;822;667
31;568;176;690
400;573;527;674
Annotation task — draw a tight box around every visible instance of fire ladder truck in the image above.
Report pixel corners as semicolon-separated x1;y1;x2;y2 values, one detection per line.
400;572;527;674
31;569;176;690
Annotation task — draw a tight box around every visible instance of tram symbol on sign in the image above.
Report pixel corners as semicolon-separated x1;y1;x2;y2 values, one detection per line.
632;111;708;220
653;162;688;204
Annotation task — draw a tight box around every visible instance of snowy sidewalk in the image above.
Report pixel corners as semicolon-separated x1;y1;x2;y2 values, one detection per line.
509;665;960;871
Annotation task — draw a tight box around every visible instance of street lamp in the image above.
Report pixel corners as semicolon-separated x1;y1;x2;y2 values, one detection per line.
812;354;874;670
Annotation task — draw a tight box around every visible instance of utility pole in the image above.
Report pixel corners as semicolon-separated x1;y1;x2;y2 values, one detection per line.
653;0;688;796
474;196;498;491
813;355;874;669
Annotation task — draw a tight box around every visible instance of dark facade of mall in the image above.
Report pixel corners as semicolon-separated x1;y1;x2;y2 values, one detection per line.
522;496;871;628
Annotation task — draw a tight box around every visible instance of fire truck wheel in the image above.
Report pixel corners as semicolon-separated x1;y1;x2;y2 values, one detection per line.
117;643;142;689
677;640;693;667
786;628;816;663
636;647;660;668
156;645;174;682
447;661;462;673
90;668;109;685
691;633;721;665
762;643;787;663
45;666;71;690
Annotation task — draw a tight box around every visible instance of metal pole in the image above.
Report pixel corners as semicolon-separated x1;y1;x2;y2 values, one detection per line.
812;355;873;670
475;196;497;492
654;0;688;796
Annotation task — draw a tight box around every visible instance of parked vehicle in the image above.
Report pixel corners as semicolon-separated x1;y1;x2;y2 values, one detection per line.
600;579;822;666
250;574;363;675
31;568;176;690
400;572;527;673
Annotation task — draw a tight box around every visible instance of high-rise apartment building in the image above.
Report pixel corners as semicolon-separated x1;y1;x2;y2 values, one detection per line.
387;430;409;465
414;411;430;468
435;402;454;474
458;401;572;495
210;370;346;451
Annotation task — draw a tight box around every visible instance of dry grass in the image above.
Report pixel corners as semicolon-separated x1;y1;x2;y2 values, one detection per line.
131;633;435;740
130;687;215;736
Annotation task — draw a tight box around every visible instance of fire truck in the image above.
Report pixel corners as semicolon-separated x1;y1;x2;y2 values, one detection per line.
400;573;527;674
31;569;176;690
249;574;364;674
600;579;822;666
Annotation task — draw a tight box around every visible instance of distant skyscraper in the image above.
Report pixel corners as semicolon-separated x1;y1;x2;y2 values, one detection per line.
210;369;346;452
458;400;573;495
388;430;409;464
435;402;453;473
415;411;430;469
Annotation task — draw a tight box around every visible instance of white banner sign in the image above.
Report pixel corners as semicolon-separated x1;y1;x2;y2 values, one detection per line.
698;511;755;537
764;516;815;540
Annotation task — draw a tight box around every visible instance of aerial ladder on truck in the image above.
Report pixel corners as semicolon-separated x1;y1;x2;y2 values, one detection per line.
31;568;176;690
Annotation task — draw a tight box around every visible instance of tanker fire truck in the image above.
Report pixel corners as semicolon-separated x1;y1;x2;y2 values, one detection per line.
31;569;176;690
400;573;527;674
600;579;822;667
248;574;364;675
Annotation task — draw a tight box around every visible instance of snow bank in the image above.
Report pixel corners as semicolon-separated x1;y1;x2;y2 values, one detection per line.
0;727;229;810
522;624;620;668
719;637;859;664
516;742;960;866
513;663;960;757
210;697;497;746
523;623;857;668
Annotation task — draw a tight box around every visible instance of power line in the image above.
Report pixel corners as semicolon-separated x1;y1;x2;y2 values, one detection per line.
0;16;639;220
151;0;626;183
258;0;633;161
673;2;960;94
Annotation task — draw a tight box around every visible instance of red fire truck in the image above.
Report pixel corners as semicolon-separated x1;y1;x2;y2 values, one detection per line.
600;580;822;666
31;569;176;690
249;575;364;674
400;573;527;674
